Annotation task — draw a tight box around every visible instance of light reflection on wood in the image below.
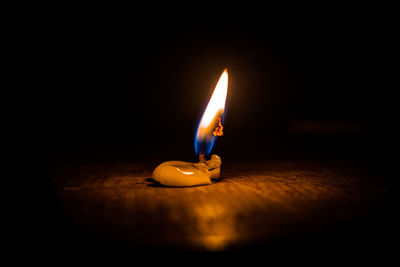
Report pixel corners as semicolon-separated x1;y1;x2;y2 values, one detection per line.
56;161;378;251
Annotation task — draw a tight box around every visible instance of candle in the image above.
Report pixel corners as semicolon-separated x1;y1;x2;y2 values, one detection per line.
152;69;229;186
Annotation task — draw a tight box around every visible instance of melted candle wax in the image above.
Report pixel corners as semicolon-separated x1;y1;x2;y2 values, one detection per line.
152;155;221;187
152;69;228;187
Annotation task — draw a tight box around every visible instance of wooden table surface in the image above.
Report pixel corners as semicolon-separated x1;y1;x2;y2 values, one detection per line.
50;159;394;254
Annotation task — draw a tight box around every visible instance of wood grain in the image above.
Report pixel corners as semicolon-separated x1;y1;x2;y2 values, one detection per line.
52;160;390;252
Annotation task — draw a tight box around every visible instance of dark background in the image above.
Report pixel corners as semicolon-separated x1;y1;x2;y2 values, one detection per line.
42;16;394;166
30;9;397;259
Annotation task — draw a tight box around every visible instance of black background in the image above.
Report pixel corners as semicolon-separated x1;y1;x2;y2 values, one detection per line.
28;7;398;260
42;17;393;163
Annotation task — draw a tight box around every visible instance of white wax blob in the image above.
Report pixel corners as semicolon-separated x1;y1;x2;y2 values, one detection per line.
152;155;221;187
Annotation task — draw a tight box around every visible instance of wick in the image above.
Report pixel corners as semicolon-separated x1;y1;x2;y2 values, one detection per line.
199;153;206;166
213;117;224;136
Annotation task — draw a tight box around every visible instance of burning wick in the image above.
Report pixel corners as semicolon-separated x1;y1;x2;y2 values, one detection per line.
200;118;223;164
199;153;206;165
152;69;228;187
213;117;224;136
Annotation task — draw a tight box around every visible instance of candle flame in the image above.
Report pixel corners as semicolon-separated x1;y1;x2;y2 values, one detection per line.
195;69;228;155
213;117;224;136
